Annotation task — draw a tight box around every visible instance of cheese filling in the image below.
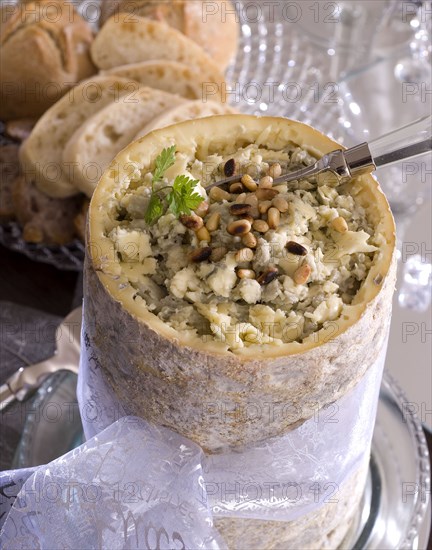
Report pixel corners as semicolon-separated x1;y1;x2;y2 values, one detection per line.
107;143;383;351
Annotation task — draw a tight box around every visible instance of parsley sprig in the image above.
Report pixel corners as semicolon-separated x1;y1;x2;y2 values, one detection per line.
145;146;204;224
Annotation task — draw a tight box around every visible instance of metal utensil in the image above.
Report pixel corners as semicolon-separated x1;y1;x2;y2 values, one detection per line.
0;307;82;412
206;115;431;190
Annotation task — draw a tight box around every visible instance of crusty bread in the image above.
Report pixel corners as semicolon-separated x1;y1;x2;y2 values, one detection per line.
20;76;143;198
62;87;186;197
12;174;83;245
134;100;237;139
102;61;226;102
91;15;225;85
0;144;20;221
74;199;90;242
0;0;96;120
99;0;238;70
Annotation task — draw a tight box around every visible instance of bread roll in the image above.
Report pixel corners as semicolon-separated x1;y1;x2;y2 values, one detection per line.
0;0;95;120
99;0;238;70
12;174;83;245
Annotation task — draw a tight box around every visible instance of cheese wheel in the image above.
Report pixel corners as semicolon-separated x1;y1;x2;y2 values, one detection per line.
85;115;396;453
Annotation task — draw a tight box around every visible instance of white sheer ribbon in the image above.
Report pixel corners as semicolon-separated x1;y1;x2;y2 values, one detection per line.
78;322;387;522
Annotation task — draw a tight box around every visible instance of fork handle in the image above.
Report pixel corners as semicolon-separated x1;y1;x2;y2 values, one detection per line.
368;115;432;168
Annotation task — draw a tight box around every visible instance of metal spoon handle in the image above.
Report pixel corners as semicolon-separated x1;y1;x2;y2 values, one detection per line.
368;115;432;169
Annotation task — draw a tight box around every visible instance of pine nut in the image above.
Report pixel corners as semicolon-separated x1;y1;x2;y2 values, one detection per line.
210;187;230;202
242;215;255;224
237;269;256;280
194;201;209;217
286;241;308;256
235;192;247;203
257;267;279;285
227;219;252;236
230;203;252;216
331;216;348;233
293;264;312;285
245;194;258;206
272;196;289;213
269;163;282;179
241;174;257;191
206;211;221;232
256;188;279;201
211;246;227;262
268;207;280;229
196;226;211;242
244;194;259;217
235;248;254;263
259;176;273;189
180;214;203;230
224;158;236;177
253;219;269;233
258;200;272;214
242;232;257;248
189;247;212;262
230;182;244;194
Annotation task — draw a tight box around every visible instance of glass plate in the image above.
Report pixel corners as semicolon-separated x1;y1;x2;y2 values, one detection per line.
0;223;85;271
12;371;431;549
1;0;345;270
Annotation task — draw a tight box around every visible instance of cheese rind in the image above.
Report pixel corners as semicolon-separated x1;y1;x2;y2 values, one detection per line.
85;115;396;451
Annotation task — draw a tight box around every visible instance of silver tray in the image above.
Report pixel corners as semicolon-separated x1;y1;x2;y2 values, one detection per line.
13;371;431;549
0;0;344;271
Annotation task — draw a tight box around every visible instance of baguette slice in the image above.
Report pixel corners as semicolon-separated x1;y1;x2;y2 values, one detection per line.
99;0;239;70
63;87;186;197
102;60;226;102
20;76;143;198
91;15;225;85
134;100;237;139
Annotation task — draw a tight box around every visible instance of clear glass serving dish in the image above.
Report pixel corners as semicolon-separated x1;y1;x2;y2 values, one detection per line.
12;370;431;549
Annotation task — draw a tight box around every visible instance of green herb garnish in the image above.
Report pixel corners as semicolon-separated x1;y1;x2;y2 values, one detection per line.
167;174;204;218
145;146;204;224
153;145;176;183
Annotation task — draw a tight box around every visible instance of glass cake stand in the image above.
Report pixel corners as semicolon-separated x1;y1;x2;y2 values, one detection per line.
12;370;431;549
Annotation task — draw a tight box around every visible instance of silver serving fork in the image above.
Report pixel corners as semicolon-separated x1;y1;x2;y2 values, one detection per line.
206;115;431;190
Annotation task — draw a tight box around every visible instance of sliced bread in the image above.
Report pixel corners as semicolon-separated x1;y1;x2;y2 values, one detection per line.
20;76;143;198
90;15;225;84
62;87;186;197
99;0;239;70
102;60;226;102
134;100;237;139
